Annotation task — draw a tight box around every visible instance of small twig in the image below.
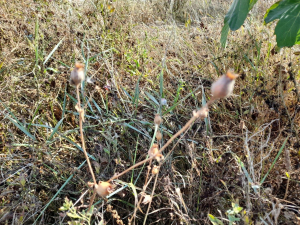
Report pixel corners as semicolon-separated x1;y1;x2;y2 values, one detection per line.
88;191;97;210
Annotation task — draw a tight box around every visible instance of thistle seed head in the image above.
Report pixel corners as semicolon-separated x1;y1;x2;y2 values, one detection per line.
70;62;85;86
211;70;238;99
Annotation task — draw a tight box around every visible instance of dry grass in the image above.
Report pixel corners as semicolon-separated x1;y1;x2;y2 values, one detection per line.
1;0;300;224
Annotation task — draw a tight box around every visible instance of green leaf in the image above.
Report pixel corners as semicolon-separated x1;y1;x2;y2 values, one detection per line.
232;203;243;214
4;114;36;141
43;38;64;65
274;4;300;47
225;0;250;31
264;0;298;24
221;20;230;48
208;214;224;225
144;91;159;106
67;212;80;219
260;137;288;184
47;118;64;141
249;0;258;10
264;0;300;47
264;1;281;23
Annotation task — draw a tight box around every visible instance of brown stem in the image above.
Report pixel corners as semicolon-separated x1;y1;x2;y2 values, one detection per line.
107;100;214;183
88;191;97;210
76;85;97;185
143;167;160;225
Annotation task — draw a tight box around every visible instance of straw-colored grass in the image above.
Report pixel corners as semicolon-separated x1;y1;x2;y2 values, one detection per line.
1;0;299;224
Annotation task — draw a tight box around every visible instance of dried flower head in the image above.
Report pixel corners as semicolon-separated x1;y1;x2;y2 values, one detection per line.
211;70;238;99
154;114;162;125
152;165;159;175
155;153;164;162
70;62;85;86
193;106;209;118
148;144;159;157
94;181;113;198
156;130;162;141
142;195;152;204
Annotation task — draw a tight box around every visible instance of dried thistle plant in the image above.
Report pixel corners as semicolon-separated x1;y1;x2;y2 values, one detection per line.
106;70;238;184
70;62;98;209
70;68;238;219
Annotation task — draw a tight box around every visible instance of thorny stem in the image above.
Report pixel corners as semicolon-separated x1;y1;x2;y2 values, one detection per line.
107;99;215;183
76;85;97;185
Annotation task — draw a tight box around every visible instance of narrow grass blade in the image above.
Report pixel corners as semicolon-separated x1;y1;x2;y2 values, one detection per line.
33;160;86;225
173;81;184;105
121;87;132;100
210;61;220;76
128;183;139;209
0;100;20;121
92;98;103;116
62;85;67;119
34;17;39;66
59;134;96;161
260;137;288;184
159;69;164;101
66;93;78;104
27;103;41;129
163;86;201;116
144;91;159;106
47;118;64;141
85;96;95;116
244;54;256;69
123;123;151;139
132;75;142;106
43;38;64;65
4;114;36;141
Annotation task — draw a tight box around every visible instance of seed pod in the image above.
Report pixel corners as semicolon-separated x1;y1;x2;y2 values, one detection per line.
154;114;162;125
95;181;113;198
211;70;238;99
148;144;159;157
70;62;85;86
155;153;164;162
156;130;162;141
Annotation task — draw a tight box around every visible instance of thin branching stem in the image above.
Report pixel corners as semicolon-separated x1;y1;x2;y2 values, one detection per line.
143;168;160;225
76;85;97;185
107;99;215;183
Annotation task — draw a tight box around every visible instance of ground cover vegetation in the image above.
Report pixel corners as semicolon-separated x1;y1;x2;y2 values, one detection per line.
0;0;300;224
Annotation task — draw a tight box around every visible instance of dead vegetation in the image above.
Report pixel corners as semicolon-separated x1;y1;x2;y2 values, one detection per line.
0;0;300;224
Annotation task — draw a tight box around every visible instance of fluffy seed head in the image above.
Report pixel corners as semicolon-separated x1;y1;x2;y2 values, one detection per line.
211;70;238;99
70;62;85;86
